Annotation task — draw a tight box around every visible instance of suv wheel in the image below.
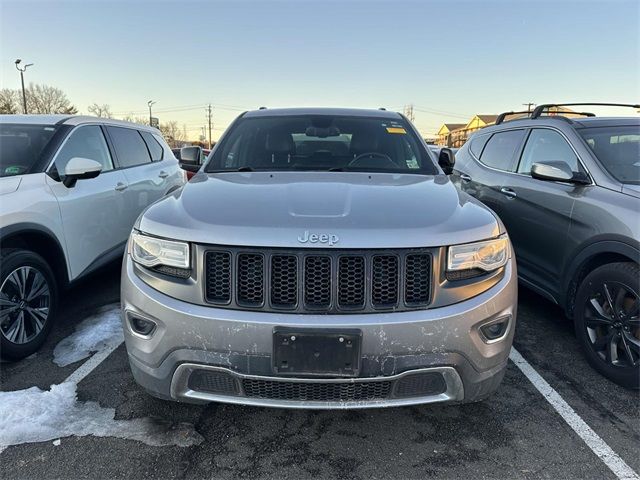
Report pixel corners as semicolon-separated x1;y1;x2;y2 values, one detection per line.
574;262;639;389
0;249;58;360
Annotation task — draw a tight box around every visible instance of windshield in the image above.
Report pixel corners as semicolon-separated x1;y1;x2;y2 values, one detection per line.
0;124;59;177
578;125;640;184
206;115;438;174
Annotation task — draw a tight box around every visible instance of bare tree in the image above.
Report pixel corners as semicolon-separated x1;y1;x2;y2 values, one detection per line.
0;89;20;114
160;120;186;146
26;84;78;114
87;103;112;118
121;114;149;125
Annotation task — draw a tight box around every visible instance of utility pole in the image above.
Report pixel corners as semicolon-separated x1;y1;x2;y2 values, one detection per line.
148;100;156;126
403;104;415;122
522;102;535;114
206;104;213;149
15;59;34;114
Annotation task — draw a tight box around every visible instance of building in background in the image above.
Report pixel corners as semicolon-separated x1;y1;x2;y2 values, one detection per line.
435;107;579;147
436;123;465;147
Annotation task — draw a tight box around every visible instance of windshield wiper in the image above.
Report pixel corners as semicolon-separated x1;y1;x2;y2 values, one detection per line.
210;166;254;173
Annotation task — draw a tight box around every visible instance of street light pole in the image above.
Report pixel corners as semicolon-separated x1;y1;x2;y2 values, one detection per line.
15;59;34;114
148;100;156;126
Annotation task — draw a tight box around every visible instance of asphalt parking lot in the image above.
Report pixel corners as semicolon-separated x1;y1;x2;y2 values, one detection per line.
1;261;638;480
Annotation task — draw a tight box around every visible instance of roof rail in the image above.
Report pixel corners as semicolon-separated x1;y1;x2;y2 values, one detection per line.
531;103;639;119
378;107;386;111
495;110;531;125
258;106;267;110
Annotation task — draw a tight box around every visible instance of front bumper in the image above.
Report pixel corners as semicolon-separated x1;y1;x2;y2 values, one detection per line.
121;256;517;408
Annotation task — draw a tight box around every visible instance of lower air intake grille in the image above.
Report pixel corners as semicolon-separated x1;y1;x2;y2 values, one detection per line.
188;370;238;394
394;372;447;398
242;378;392;402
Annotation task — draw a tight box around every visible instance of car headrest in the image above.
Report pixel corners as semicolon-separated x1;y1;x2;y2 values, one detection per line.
350;133;379;155
265;131;295;153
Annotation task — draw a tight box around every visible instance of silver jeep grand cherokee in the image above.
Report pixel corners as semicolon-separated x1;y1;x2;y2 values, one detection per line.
121;108;517;409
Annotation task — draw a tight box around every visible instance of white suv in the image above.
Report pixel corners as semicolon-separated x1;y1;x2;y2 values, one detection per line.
0;115;185;359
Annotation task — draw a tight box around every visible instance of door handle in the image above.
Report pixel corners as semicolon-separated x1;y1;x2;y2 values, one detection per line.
500;187;517;198
158;171;169;179
115;182;128;191
460;173;472;183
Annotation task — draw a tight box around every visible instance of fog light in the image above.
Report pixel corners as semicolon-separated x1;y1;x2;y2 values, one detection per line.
480;317;510;342
130;316;156;337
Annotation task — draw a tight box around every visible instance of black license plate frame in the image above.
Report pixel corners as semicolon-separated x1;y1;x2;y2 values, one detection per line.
272;327;362;377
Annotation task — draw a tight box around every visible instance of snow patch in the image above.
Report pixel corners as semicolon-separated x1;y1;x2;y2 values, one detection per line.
53;304;124;367
0;382;203;452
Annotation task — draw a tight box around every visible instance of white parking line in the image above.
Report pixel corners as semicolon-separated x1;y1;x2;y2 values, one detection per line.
510;348;639;480
64;339;123;385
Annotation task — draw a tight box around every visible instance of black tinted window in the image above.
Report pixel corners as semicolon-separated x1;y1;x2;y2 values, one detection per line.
519;129;578;174
480;130;525;171
207;115;437;174
140;131;164;161
0;124;58;177
469;134;489;158
107;126;152;168
579;125;640;184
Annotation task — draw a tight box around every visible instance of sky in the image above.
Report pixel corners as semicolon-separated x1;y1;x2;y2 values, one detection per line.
1;0;638;140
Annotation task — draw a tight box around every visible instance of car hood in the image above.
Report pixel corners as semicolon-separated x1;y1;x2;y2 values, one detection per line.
138;172;501;248
0;176;22;196
622;183;640;199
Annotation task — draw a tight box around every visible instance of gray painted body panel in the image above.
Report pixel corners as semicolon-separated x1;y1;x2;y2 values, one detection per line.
452;116;640;308
138;172;501;248
121;254;516;406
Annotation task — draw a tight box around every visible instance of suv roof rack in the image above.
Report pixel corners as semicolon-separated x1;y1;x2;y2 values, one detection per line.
531;103;639;119
495;110;532;125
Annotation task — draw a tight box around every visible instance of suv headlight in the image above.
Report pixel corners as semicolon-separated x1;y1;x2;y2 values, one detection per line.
130;231;190;270
447;235;509;276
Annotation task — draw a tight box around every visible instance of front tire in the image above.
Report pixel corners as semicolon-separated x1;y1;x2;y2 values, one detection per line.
574;262;639;389
0;249;58;360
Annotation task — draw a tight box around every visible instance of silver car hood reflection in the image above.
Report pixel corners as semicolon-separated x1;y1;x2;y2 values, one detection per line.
138;172;501;248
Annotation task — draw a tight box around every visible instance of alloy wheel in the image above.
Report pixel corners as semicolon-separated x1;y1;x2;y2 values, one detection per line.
584;281;640;368
0;266;51;345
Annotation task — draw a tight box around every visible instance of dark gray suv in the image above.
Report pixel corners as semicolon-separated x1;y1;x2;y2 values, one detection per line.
451;103;639;389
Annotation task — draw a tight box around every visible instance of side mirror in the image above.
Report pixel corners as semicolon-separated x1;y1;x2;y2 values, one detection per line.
180;146;202;166
63;157;102;188
531;161;589;184
438;148;455;175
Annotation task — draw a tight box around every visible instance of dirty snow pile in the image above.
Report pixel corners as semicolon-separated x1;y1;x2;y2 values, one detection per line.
0;303;204;453
0;382;203;452
53;303;124;367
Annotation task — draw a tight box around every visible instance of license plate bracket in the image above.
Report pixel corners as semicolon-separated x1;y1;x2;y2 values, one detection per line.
272;327;362;377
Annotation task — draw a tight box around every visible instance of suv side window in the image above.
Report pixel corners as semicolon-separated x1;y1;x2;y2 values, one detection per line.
518;128;579;174
479;130;525;172
140;131;164;161
107;126;152;168
469;134;490;158
54;125;114;175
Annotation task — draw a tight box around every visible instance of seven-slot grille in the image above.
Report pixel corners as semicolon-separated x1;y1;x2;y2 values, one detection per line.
204;248;431;313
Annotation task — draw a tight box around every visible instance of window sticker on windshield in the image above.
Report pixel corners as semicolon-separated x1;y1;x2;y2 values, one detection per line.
386;127;406;134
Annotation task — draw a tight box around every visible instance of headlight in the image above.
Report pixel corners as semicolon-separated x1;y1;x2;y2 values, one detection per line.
447;235;509;273
130;231;190;269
